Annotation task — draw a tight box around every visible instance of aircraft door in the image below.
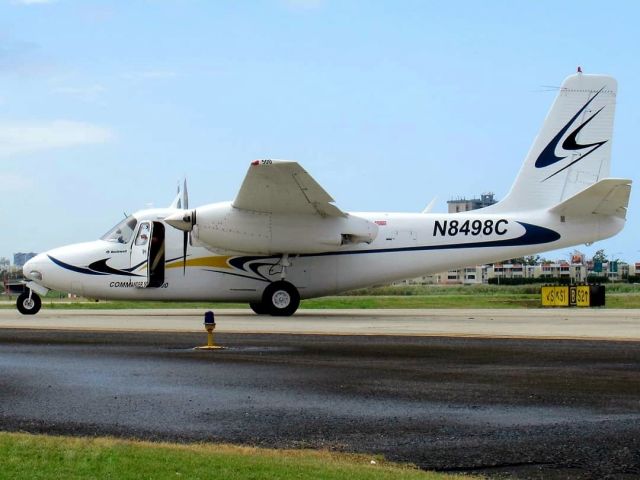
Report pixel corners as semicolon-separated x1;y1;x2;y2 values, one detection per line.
131;221;152;287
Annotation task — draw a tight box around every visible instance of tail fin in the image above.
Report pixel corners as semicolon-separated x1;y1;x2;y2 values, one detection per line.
491;73;617;212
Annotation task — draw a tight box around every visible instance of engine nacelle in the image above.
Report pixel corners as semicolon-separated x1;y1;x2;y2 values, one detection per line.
190;202;378;255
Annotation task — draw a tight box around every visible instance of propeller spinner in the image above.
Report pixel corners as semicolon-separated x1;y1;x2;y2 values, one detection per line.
165;210;196;232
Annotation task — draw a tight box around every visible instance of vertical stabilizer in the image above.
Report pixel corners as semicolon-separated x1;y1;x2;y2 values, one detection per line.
492;73;617;212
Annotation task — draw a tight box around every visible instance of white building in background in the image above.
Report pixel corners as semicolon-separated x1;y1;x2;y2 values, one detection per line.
13;252;37;267
447;192;497;213
394;253;629;286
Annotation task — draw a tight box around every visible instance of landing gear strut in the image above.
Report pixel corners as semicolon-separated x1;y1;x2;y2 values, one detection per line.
279;253;290;280
17;290;41;315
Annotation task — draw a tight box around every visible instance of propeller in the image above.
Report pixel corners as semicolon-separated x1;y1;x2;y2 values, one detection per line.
182;177;189;276
181;179;189;274
165;180;195;275
182;230;188;274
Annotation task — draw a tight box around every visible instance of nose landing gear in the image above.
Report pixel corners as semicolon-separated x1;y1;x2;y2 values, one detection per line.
17;290;42;315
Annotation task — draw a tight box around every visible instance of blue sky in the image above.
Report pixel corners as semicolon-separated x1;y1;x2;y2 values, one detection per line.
0;0;638;263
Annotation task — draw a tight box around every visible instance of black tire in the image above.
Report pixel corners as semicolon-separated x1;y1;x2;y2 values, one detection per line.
17;291;41;315
249;301;270;315
262;281;300;317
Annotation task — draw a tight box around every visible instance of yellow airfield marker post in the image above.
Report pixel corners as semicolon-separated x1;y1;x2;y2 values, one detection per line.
195;311;225;350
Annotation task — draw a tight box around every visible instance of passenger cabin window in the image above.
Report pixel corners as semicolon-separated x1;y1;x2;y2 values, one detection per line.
101;216;138;244
135;222;151;246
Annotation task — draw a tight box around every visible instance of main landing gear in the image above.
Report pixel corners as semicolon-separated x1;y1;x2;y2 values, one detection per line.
17;290;42;315
250;281;300;316
249;301;270;315
250;254;300;316
261;280;300;317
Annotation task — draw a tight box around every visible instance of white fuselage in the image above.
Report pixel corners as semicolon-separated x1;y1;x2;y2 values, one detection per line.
23;206;624;302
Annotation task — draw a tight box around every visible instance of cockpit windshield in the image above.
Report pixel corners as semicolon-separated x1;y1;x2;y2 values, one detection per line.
101;216;138;244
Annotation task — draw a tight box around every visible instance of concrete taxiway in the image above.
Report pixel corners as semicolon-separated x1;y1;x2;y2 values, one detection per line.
1;308;640;340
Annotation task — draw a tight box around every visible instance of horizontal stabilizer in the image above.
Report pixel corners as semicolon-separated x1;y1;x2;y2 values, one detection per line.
549;178;632;218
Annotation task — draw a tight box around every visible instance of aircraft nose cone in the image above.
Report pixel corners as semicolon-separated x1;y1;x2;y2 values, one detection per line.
23;253;48;281
165;210;195;232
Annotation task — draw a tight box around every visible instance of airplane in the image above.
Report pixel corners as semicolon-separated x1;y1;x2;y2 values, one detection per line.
19;72;631;316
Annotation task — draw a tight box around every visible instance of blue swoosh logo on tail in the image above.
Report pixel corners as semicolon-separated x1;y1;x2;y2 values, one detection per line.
535;86;608;181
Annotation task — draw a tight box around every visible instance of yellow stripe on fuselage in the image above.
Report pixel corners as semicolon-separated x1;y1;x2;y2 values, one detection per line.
165;256;233;270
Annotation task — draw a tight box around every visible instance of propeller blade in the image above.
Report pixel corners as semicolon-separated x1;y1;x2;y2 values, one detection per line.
182;178;189;210
183;230;188;275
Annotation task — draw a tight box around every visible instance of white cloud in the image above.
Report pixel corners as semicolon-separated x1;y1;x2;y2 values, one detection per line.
0;36;55;76
13;0;56;5
53;83;106;102
280;0;325;10
54;84;106;95
120;70;178;80
0;120;114;157
0;173;33;193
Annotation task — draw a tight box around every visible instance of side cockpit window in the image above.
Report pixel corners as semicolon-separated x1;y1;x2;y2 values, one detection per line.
135;222;151;246
101;216;138;244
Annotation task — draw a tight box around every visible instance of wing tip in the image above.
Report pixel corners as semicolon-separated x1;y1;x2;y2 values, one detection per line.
250;159;298;167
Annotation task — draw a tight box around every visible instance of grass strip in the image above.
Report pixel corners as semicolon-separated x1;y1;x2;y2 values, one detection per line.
2;283;640;310
2;294;640;309
0;432;474;480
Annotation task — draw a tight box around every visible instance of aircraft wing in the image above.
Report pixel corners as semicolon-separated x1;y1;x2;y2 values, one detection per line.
232;160;346;217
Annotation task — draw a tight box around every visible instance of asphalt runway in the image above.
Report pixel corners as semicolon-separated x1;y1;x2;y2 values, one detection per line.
1;322;639;479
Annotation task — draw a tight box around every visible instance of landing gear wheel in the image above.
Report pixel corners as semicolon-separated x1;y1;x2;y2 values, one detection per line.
17;291;41;315
262;281;300;317
249;301;270;315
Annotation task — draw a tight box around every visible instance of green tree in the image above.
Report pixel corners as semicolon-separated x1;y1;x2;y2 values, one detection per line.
0;257;9;276
504;257;525;264
592;249;607;263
